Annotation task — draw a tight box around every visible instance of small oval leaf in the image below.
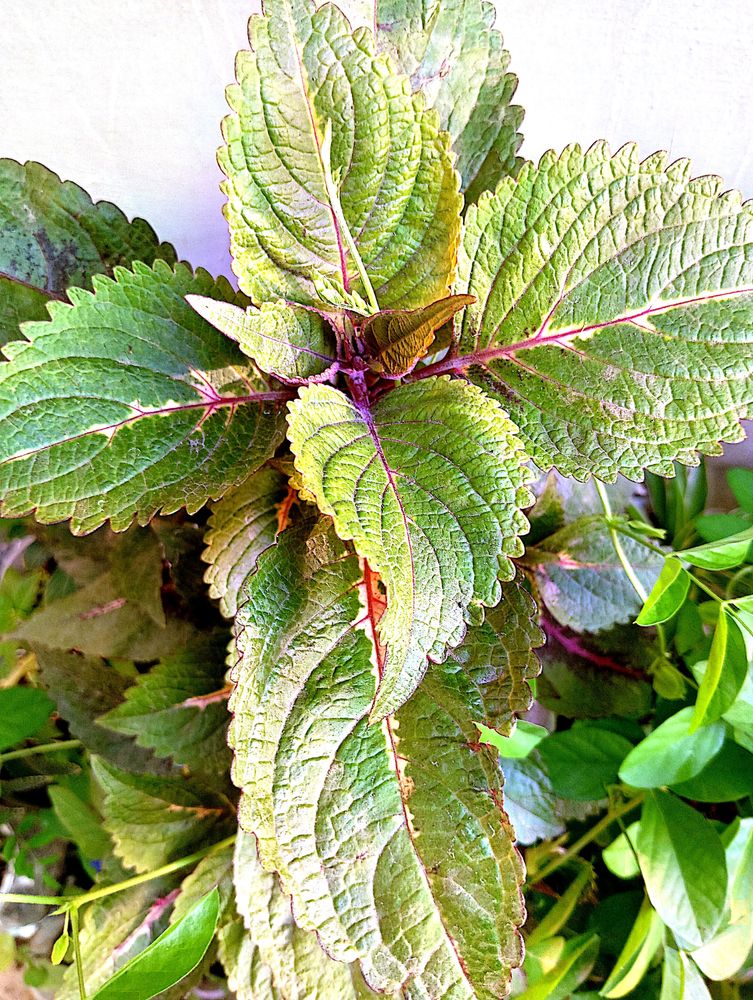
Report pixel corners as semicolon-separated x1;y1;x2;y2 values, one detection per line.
679;526;753;570
636;557;690;626
619;708;725;788
91;888;219;1000
692;609;748;729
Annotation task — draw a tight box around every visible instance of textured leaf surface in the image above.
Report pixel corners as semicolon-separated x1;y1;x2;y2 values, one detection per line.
171;843;236;928
203;467;288;618
230;519;532;998
529;515;664;632
220;0;461;310
234;832;382;998
361;294;473;376
0;261;286;532
287;377;532;718
0;159;176;345
92;758;231;873
455;144;753;479
338;0;523;198
188;296;337;381
109;525;166;626
100;632;232;777
218;918;280;1000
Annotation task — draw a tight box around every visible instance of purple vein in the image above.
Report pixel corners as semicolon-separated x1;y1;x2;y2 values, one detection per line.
3;387;293;466
410;285;753;380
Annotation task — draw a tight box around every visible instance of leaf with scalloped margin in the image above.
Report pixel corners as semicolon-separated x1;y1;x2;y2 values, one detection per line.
361;294;474;376
220;0;461;311
218;918;281;1000
99;631;232;778
287;377;532;720
0;159;176;346
187;296;337;382
454;143;753;480
92;758;232;873
528;515;664;632
337;0;523;199
234;831;384;998
203;467;288;618
230;518;532;998
0;261;287;533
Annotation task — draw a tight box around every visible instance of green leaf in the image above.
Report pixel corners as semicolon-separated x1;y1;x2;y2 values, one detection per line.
92;889;219;1000
637;557;691;626
679;526;753;569
601;897;663;998
58;874;180;999
35;647;176;776
187;297;337;382
170;842;236;928
14;572;195;661
478;719;547;758
217;918;280;1000
602;822;641;881
342;0;523;199
220;0;461;311
234;831;383;998
287;377;531;719
203;467;288;618
530;516;664;632
636;791;727;949
0;159;176;346
518;933;599;1000
50;932;70;966
619;707;726;788
692;608;748;728
109;526;165;627
727;466;753;513
360;295;474;376
691;818;753;980
48;785;112;861
670;740;753;801
454;144;753;480
695;511;753;542
0;686;53;750
0;261;286;533
99;632;232;777
230;518;532;998
536;722;633;800
660;948;712;1000
92;758;230;873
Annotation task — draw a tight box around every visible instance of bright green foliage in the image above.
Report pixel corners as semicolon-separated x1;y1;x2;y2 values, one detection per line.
528;515;663;632
456;144;753;480
220;0;461;310
187;296;337;381
0;261;286;532
339;0;523;198
203;467;288;617
0;159;176;346
230;519;534;997
288;377;532;718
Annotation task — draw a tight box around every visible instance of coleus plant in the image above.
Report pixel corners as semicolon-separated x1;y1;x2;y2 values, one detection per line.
1;0;753;995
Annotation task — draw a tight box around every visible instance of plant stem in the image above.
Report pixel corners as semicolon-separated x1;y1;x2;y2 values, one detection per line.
0;739;81;765
70;905;87;999
594;481;649;603
531;794;644;883
0;835;237;912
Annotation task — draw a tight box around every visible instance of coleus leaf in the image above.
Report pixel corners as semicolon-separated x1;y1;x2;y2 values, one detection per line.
218;918;281;1000
99;631;233;777
360;294;474;376
187;297;337;382
448;143;753;480
234;832;384;998
203;467;289;618
170;842;236;928
220;0;461;311
338;0;523;199
0;261;287;533
287;377;532;719
230;518;533;998
528;515;664;632
91;758;232;873
0;159;176;346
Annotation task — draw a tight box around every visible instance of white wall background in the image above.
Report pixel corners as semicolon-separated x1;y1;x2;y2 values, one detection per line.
2;0;753;474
